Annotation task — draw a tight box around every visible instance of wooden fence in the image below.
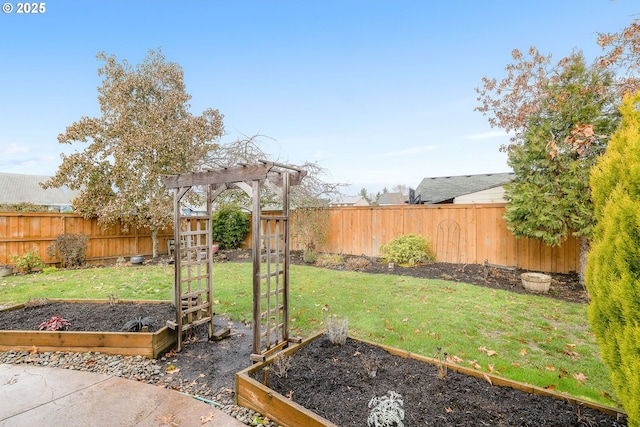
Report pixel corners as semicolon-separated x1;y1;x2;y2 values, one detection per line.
0;204;580;273
308;204;579;274
0;212;173;266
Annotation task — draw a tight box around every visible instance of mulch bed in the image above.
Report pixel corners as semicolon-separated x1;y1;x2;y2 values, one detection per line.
255;336;625;426
1;251;626;426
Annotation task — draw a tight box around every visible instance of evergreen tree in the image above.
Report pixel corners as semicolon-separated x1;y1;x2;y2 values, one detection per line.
481;52;620;283
587;93;640;426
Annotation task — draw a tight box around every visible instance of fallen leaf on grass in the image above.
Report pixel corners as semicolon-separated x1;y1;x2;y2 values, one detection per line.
545;384;557;391
446;354;463;364
468;360;482;370
573;372;588;383
478;346;497;356
488;364;495;373
558;367;569;378
519;348;527;356
546;364;556;372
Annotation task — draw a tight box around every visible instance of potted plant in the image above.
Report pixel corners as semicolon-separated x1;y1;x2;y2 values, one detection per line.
0;264;13;277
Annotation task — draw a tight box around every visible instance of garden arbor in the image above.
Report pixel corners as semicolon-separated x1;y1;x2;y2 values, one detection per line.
162;162;306;360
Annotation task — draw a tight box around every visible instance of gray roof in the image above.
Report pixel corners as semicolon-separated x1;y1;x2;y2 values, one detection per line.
415;172;514;204
0;172;79;208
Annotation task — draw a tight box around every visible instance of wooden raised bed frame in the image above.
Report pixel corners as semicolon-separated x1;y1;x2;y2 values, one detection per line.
236;332;627;427
0;299;176;359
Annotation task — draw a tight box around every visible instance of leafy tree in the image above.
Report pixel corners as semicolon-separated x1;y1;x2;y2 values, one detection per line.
587;93;640;427
476;50;621;283
43;49;224;257
596;19;640;96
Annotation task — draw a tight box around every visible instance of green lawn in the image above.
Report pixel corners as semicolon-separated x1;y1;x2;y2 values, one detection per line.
0;262;621;409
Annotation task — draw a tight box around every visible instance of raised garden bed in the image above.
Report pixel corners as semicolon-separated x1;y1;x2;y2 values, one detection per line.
236;332;627;427
0;299;176;359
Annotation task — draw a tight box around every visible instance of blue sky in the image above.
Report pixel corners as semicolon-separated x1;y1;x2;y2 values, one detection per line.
1;1;638;195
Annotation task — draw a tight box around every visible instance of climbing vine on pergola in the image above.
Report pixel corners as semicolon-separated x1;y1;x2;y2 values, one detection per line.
162;161;306;360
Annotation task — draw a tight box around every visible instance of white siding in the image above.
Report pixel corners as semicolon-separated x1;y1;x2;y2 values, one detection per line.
453;186;506;204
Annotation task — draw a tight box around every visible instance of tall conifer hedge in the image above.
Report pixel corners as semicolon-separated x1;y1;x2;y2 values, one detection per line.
587;93;640;426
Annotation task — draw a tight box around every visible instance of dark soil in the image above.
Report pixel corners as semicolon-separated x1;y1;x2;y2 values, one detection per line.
1;250;625;426
257;336;625;426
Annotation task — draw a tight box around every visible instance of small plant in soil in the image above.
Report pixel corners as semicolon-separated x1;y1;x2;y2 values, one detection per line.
325;315;348;345
361;352;381;379
367;390;405;427
121;316;155;332
435;346;448;379
38;316;71;331
271;352;292;378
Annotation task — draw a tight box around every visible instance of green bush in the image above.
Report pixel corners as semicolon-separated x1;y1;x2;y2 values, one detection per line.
315;253;345;268
587;93;640;426
47;233;89;267
10;249;45;273
379;234;435;266
212;206;250;250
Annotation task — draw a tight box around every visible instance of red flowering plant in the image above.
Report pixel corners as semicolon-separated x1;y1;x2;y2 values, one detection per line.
38;316;71;331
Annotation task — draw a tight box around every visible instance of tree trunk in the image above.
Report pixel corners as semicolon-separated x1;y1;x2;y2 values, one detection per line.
579;235;589;295
151;228;159;258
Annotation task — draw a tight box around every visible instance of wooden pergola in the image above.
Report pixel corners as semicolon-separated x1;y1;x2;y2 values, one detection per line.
162;161;306;360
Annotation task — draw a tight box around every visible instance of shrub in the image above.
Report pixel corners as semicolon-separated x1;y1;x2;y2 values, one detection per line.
302;249;318;264
212;206;250;250
379;234;435;266
47;233;89;268
10;249;45;273
315;253;345;268
587;93;640;426
345;256;371;271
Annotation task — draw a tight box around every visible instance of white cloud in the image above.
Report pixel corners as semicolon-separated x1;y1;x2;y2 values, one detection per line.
1;143;29;154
